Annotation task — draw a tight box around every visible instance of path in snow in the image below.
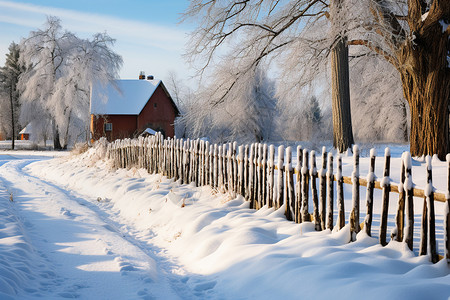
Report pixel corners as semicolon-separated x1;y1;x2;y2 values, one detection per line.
0;155;212;299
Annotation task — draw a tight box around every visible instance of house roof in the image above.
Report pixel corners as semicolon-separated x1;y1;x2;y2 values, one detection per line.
19;123;33;135
90;79;162;115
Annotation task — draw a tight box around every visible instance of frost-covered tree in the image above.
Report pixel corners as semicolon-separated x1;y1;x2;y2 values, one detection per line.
184;0;450;158
183;0;355;151
0;42;24;149
18;16;122;149
179;64;278;144
350;54;408;142
348;0;450;159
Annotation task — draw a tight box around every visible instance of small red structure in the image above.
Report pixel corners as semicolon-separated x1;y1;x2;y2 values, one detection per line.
90;74;179;142
19;124;32;140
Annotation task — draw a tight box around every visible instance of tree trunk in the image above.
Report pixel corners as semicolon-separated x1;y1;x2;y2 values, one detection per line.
9;88;15;150
397;8;450;160
330;0;354;153
53;121;62;150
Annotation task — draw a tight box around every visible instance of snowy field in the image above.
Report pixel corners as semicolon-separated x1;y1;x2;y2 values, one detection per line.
0;144;449;299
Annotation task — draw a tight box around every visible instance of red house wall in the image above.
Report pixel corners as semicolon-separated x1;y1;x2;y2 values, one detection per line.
137;85;177;137
91;114;137;142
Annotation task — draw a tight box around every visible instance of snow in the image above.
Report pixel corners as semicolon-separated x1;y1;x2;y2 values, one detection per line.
440;19;449;33
421;12;429;22
0;145;449;299
90;79;161;115
140;128;157;136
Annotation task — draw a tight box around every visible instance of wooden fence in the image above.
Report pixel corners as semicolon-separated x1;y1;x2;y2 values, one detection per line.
105;133;450;264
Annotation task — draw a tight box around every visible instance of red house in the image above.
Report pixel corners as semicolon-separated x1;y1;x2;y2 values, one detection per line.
90;75;179;142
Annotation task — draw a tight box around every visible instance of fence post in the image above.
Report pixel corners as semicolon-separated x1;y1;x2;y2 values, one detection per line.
233;142;238;195
379;147;391;246
301;149;310;222
256;144;263;209
310;151;320;230
326;153;334;230
238;145;244;196
267;145;275;208
209;144;214;187
276;145;285;210
336;154;345;230
243;145;249;199
248;144;255;206
364;149;376;236
205;141;210;186
218;145;224;193
213;144;218;189
319;147;327;230
295;146;303;223
403;152;414;251
425;156;438;263
350;145;360;240
285;147;295;221
262;144;268;207
393;153;406;242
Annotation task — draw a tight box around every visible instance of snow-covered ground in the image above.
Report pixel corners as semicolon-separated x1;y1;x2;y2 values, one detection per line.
0;145;449;299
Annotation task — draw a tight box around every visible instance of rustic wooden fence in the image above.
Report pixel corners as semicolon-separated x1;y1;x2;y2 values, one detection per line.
105;133;450;264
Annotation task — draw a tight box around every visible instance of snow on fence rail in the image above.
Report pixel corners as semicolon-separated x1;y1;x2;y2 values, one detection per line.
105;133;450;264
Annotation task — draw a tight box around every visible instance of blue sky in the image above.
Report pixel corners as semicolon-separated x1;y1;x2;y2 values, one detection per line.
0;0;192;79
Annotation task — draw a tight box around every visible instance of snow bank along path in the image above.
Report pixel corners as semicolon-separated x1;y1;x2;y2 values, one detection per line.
0;146;449;299
0;153;202;299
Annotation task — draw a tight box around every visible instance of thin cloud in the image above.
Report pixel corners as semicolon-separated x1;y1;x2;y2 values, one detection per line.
0;0;187;51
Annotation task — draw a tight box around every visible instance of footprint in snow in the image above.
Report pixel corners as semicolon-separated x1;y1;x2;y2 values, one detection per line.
194;281;217;292
114;257;137;273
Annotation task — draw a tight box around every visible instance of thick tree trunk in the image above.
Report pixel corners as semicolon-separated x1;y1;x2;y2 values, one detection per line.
331;36;354;153
398;19;450;160
330;0;354;153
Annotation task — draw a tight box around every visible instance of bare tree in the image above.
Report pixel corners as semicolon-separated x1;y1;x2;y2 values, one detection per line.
183;0;354;150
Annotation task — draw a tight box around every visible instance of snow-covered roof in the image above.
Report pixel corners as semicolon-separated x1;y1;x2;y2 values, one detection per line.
19;123;33;135
90;79;161;115
140;128;157;136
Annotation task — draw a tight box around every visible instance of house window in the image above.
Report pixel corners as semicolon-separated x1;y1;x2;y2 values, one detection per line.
104;123;113;132
153;103;157;108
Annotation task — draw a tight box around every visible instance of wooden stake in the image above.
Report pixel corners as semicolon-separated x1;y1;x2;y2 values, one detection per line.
285;147;295;221
403;152;414;251
379;147;391;246
318;147;327;230
364;149;376;236
267;145;275;208
326;152;334;230
276;145;285;210
337;154;345;230
350;145;360;240
310;151;320;230
301;149;310;222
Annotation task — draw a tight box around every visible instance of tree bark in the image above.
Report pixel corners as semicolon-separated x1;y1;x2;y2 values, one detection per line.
394;2;450;159
398;30;450;159
53;121;62;150
330;0;354;153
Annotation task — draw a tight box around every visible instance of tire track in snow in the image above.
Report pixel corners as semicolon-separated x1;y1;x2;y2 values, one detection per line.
0;157;210;299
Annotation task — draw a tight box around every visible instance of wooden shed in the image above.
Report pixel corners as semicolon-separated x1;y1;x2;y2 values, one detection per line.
90;75;179;142
19;124;32;140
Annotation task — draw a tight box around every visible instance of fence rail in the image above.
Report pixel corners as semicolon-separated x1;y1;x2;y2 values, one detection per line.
105;134;450;264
